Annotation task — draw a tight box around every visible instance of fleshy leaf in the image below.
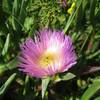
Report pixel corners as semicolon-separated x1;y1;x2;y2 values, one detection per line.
42;77;50;99
2;33;10;56
0;57;18;75
0;73;16;95
81;81;100;100
54;73;76;83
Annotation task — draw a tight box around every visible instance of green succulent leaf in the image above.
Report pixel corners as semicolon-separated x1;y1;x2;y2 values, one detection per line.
54;72;76;83
81;81;100;100
42;77;50;99
2;33;10;56
0;73;16;95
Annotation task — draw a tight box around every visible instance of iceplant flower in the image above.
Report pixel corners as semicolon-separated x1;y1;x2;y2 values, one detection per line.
19;29;77;78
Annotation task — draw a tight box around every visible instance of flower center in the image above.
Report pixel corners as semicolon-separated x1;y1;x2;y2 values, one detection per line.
38;52;56;67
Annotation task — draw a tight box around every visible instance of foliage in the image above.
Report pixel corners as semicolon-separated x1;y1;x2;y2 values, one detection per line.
0;0;100;100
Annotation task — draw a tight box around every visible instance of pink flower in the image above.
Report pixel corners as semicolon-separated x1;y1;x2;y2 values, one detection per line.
19;29;77;78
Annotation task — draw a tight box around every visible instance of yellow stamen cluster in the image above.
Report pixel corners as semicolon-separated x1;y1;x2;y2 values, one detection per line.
38;52;56;67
